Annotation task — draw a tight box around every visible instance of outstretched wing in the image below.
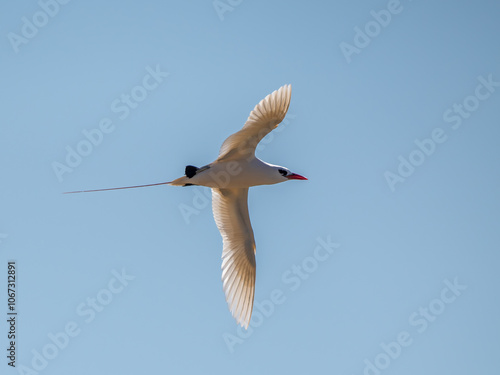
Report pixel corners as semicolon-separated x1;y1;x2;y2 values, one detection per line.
217;84;292;162
212;188;256;329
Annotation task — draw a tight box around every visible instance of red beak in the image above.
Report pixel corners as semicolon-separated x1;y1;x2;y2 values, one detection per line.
286;173;308;180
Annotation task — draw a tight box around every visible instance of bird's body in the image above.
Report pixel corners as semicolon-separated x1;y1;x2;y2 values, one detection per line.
169;158;291;189
65;84;306;329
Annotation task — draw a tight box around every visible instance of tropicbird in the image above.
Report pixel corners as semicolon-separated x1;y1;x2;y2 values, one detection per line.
65;84;307;328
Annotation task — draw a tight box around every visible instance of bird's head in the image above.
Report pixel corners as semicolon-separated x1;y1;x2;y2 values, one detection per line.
277;167;308;182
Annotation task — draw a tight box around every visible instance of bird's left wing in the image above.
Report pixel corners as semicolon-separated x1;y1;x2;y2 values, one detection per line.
217;84;292;162
212;188;256;328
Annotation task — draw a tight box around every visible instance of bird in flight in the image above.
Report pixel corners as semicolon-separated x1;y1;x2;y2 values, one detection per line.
65;84;307;328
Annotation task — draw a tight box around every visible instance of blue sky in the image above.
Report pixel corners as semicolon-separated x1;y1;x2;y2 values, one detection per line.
1;0;499;374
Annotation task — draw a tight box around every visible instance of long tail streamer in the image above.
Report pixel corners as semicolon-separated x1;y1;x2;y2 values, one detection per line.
63;181;171;194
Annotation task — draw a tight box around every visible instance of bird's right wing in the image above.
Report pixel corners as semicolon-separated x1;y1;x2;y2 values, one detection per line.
212;188;256;329
217;84;292;162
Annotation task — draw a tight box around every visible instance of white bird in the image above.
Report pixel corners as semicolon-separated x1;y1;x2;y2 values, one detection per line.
65;85;307;328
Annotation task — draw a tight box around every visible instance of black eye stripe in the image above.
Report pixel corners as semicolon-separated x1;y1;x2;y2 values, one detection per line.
278;169;287;176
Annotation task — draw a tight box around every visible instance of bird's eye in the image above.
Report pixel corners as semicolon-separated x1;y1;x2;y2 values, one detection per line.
278;169;287;176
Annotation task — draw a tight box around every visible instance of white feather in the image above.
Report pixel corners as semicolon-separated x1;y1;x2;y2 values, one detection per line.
212;188;256;328
217;84;292;162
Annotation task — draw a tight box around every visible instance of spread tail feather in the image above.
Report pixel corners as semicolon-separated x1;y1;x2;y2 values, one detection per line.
168;176;191;187
170;164;209;186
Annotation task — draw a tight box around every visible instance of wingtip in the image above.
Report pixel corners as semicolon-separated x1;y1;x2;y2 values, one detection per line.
279;83;291;93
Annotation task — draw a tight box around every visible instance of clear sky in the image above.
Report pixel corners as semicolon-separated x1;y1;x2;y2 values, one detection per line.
1;0;499;374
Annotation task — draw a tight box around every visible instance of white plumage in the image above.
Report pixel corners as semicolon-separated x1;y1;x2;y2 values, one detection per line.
65;85;306;329
212;187;256;328
217;84;292;162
